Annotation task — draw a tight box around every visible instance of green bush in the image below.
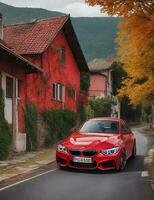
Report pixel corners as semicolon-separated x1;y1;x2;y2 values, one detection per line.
80;72;90;95
86;104;94;119
42;109;78;145
0;88;12;160
25;102;38;151
78;104;87;124
89;97;114;118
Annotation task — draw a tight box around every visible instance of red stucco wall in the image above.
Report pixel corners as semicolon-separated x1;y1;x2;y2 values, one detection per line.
89;74;107;97
26;30;80;112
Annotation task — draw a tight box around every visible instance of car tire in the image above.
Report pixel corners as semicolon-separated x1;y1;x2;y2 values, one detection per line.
58;165;66;170
132;142;136;158
119;151;127;170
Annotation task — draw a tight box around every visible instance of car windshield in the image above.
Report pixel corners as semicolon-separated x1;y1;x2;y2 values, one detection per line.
79;120;119;134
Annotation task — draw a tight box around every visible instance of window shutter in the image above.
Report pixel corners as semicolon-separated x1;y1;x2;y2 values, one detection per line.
57;84;60;101
53;83;58;100
62;85;65;102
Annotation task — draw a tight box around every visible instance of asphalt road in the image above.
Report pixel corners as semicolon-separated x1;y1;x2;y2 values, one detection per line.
0;128;154;200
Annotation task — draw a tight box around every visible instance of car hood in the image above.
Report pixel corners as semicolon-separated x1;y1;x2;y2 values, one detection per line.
61;131;121;150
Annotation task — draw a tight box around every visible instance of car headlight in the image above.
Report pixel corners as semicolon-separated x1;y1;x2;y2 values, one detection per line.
101;147;120;155
57;144;67;153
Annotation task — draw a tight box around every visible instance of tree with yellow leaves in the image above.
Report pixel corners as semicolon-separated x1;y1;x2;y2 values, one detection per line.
86;0;154;107
85;0;154;17
117;14;154;106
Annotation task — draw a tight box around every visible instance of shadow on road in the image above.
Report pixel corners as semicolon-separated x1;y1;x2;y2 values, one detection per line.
59;155;145;175
125;155;145;172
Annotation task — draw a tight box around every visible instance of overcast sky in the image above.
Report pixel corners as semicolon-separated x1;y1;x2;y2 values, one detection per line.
0;0;107;17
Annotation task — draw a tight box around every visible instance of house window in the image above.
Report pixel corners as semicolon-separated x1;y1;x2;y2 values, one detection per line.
53;83;57;99
67;84;76;99
6;76;13;98
52;83;65;102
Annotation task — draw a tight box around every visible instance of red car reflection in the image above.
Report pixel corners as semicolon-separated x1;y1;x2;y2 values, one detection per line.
56;118;136;171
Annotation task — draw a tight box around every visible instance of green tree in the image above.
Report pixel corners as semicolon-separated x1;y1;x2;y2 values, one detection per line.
42;109;77;145
25;102;38;151
112;63;142;121
89;97;114;117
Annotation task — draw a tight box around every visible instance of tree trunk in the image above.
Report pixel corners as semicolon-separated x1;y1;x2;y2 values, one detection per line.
151;104;154;129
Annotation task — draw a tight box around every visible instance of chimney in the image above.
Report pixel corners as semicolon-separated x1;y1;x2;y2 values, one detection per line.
0;13;3;40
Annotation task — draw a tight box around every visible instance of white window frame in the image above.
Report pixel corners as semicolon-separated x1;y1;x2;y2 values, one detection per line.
62;85;65;103
52;83;65;102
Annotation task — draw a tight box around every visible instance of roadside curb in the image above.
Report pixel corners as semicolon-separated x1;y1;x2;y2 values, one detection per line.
140;127;154;190
0;159;56;184
144;147;154;178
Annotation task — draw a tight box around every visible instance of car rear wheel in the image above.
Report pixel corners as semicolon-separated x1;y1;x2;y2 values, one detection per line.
119;152;127;170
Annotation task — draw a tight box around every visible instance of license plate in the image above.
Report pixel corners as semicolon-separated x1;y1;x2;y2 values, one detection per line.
73;157;92;163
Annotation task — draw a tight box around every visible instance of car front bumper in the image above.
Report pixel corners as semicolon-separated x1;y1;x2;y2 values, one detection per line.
56;149;122;171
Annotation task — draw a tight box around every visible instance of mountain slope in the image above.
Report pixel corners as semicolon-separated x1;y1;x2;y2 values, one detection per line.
0;2;119;61
0;2;65;24
72;17;119;61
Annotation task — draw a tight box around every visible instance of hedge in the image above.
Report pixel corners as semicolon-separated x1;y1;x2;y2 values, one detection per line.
89;97;114;117
0;88;12;160
25;102;38;151
42;109;78;146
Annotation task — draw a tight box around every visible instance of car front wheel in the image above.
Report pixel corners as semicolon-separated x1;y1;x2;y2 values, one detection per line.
119;152;127;170
58;165;65;170
132;142;136;157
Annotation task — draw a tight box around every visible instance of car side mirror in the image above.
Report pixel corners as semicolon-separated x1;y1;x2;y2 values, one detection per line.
126;128;131;134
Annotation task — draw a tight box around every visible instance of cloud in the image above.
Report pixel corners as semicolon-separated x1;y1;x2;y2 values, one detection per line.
60;2;107;17
0;0;107;17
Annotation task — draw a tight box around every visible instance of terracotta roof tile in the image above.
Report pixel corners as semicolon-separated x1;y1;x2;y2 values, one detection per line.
4;15;69;54
0;39;42;72
0;39;8;47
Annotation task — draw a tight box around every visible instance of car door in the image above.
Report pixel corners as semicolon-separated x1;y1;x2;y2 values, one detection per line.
121;122;132;158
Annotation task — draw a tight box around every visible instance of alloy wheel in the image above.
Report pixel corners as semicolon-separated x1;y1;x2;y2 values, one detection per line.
132;142;136;157
120;152;127;170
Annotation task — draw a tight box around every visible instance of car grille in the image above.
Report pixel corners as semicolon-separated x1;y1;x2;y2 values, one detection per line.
70;161;97;168
69;149;97;157
82;150;97;156
69;149;81;156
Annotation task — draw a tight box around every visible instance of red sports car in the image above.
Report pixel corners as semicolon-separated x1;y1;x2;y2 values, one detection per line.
56;118;136;171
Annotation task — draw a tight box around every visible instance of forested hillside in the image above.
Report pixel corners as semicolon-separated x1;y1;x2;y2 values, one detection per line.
0;2;119;61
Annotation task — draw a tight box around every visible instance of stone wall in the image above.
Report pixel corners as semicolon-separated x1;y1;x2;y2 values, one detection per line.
37;114;50;148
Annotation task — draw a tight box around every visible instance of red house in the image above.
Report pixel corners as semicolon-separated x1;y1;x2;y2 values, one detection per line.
4;15;88;112
88;57;114;98
89;72;107;97
0;38;41;151
2;15;88;151
88;57;120;118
